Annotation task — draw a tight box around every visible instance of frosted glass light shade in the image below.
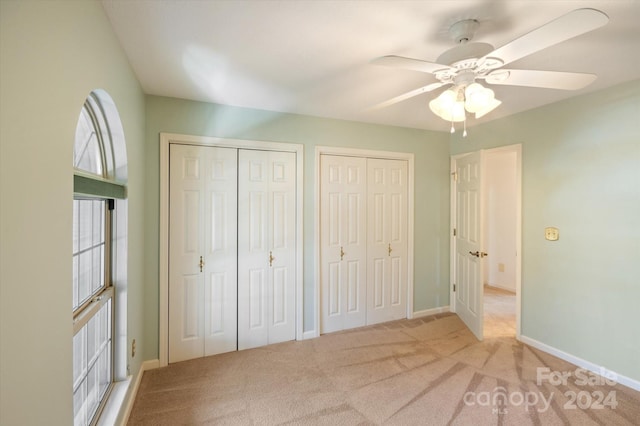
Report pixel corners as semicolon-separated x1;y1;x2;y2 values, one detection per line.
429;89;466;122
429;83;502;123
465;83;495;113
474;97;502;118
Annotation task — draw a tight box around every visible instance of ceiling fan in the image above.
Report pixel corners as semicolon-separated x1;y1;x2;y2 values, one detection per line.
371;8;609;131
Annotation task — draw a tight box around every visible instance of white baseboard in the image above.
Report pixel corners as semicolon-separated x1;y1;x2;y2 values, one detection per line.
519;335;640;392
118;359;160;425
413;305;450;318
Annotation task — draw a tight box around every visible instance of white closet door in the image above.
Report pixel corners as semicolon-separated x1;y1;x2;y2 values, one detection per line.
367;158;408;325
238;149;296;350
169;144;238;363
320;155;367;333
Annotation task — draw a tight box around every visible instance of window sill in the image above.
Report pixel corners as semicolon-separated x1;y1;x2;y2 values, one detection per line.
97;378;132;426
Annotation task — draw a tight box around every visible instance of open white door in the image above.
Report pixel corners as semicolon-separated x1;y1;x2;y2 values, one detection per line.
452;151;485;340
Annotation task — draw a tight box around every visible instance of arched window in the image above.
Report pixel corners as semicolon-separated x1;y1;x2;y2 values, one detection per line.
72;90;127;426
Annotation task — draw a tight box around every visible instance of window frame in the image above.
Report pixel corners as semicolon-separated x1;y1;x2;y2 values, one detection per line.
72;90;125;426
72;197;115;426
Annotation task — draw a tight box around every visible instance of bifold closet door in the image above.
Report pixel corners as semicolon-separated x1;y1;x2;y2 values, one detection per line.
367;158;408;325
237;149;296;350
320;155;367;333
168;144;238;363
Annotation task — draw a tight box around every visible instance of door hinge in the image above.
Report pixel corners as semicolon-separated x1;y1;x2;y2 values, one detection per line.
107;199;115;211
453;228;457;237
451;171;458;182
453;284;456;292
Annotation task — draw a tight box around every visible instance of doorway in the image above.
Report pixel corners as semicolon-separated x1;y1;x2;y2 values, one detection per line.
450;144;521;341
482;147;519;338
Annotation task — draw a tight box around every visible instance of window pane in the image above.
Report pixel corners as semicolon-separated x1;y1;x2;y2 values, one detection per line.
87;95;114;177
78;201;93;252
92;201;103;245
73;255;79;308
86;362;99;422
73;328;86;390
73;199;106;311
97;341;111;401
73;378;87;426
87;314;98;367
78;251;92;306
74;106;103;176
92;246;103;294
73;200;79;253
73;298;112;426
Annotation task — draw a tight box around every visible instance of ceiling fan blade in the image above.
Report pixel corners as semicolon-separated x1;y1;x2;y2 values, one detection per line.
368;82;448;110
481;8;609;68
485;69;597;90
371;55;451;74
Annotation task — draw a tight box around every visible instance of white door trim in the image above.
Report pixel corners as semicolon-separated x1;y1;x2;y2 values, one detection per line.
314;146;415;338
159;132;304;367
450;144;522;340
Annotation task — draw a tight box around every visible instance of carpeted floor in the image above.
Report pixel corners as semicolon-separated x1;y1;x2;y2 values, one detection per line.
128;294;640;425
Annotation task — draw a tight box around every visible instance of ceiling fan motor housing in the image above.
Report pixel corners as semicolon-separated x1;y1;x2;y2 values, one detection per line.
450;19;479;44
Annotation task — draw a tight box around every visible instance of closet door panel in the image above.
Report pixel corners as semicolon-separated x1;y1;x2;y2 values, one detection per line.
238;149;296;349
169;144;238;362
265;151;296;345
169;145;204;362
238;154;270;349
320;155;367;333
366;158;408;325
203;147;238;356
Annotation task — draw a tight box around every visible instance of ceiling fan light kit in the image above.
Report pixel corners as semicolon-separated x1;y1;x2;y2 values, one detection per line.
371;8;609;136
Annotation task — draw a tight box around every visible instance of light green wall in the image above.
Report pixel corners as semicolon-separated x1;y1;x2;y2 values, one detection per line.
143;96;451;358
0;1;146;424
451;80;640;381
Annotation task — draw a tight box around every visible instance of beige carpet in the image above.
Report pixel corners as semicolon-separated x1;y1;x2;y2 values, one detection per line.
129;305;640;425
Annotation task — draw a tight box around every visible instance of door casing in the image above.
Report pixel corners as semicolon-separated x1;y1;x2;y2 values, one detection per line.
159;133;304;367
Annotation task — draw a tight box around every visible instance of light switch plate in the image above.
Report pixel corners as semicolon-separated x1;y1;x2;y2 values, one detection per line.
545;227;559;241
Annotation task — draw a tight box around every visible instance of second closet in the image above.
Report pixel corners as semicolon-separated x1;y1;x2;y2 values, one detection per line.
320;154;409;334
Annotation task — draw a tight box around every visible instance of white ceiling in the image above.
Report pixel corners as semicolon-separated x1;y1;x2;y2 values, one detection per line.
101;0;640;131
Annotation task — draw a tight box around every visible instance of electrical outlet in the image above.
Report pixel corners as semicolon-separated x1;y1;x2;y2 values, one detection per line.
131;339;136;358
545;227;559;241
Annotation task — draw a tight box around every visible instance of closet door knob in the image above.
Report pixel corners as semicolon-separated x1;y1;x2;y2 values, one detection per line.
340;246;345;261
269;251;275;267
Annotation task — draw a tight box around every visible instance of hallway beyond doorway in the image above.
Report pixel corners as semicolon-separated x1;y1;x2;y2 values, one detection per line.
484;285;516;338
